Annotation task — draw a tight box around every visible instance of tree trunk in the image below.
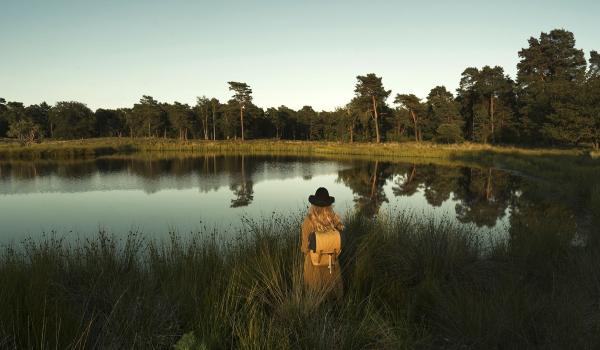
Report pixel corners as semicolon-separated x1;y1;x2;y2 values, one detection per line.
204;117;208;140
397;120;405;140
212;107;216;140
410;110;419;142
204;106;209;140
490;95;495;143
240;107;245;141
346;108;354;143
472;114;475;141
372;95;380;143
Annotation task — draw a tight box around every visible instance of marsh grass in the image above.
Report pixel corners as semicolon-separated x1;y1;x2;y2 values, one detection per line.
0;137;590;161
1;212;599;349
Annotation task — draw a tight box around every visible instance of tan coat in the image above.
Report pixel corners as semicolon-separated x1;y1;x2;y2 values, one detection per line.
301;216;343;298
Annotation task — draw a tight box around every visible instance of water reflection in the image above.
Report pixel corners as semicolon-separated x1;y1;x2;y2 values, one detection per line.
392;166;516;228
0;154;595;241
337;161;516;229
338;160;391;217
228;155;255;208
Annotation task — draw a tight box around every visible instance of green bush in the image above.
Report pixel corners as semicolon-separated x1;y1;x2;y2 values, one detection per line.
435;124;464;144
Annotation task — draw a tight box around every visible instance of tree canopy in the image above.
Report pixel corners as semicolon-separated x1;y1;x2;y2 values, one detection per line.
228;81;253;141
354;73;391;143
1;29;598;149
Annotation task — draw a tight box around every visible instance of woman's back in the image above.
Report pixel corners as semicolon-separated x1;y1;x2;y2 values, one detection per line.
301;203;344;297
301;188;344;297
301;205;343;253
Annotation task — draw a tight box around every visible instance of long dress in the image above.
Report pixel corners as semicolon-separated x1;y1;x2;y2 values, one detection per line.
301;217;343;298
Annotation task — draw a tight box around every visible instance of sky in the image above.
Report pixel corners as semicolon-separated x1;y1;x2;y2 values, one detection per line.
1;0;599;111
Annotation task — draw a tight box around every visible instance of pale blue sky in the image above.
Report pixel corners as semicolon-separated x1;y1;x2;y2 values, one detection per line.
1;0;598;111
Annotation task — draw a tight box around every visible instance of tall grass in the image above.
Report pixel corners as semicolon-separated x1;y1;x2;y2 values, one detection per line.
1;212;598;349
0;137;591;161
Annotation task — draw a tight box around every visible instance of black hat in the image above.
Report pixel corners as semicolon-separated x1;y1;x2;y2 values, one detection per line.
309;187;335;207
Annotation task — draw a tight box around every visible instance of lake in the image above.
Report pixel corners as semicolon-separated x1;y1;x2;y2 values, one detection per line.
0;154;590;243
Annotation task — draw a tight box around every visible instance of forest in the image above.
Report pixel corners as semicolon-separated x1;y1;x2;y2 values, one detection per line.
1;29;599;149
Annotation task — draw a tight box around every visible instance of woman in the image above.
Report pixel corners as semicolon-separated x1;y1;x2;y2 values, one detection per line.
301;187;344;297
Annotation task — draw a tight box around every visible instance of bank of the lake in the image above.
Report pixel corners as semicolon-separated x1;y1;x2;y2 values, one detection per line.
3;138;599;190
0;137;592;161
1;212;598;349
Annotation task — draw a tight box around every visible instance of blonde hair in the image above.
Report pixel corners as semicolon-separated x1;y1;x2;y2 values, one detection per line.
308;205;343;231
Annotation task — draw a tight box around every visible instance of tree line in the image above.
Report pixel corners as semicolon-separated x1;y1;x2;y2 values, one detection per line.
1;29;599;149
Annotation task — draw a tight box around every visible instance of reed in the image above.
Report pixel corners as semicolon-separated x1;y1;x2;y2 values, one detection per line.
0;211;598;349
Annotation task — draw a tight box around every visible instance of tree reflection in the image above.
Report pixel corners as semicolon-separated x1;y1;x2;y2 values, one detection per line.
229;155;255;208
454;167;513;227
392;163;464;207
422;166;462;207
392;164;420;197
338;160;392;216
508;199;577;257
391;164;514;228
2;155;596;240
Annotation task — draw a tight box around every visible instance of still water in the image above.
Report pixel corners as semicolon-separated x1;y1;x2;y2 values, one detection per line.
0;154;584;242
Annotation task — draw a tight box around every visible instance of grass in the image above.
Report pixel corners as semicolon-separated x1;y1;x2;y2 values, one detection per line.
0;137;592;161
1;212;598;349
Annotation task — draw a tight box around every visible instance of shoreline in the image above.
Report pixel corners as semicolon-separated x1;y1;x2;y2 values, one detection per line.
0;137;593;161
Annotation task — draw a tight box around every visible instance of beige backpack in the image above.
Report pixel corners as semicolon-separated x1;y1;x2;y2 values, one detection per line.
308;228;342;273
